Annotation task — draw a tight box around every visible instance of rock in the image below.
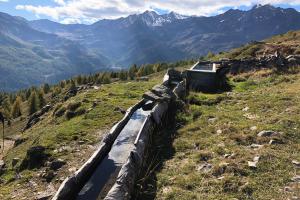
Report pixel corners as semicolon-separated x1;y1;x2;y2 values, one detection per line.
248;161;257;169
50;159;66;171
224;154;231;158
167;68;183;83
248;156;260;169
242;107;249;112
23;105;52;131
257;130;278;137
64;88;77;101
65;110;76;120
42;170;56;182
250;126;257;131
12;158;20;167
54;107;66;117
29;180;38;187
291;175;300;183
243;113;259;120
253;156;260;162
143;91;167;102
35;192;53;200
284;186;293;192
208;117;217;123
249;143;264;149
68;167;77;173
292;160;300;168
151;85;175;100
197;163;213;173
269;138;283;145
193;143;200;150
216;129;222;134
78;140;85;145
20;146;49;170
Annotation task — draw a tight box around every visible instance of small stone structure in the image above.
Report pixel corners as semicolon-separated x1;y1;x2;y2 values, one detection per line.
186;53;300;91
186;61;229;91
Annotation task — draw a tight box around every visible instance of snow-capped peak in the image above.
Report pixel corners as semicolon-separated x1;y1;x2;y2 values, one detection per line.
138;10;189;26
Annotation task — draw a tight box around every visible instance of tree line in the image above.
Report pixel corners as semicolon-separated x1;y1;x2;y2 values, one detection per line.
0;60;194;120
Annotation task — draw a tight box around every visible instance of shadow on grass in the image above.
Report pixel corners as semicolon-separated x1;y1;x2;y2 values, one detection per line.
132;104;180;200
188;76;233;94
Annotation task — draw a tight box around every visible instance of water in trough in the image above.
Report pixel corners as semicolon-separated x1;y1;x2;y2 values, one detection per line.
76;105;151;200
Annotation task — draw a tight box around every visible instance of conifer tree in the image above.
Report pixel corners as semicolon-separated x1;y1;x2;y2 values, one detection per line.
129;64;138;80
69;80;76;91
38;91;46;109
11;96;22;118
28;91;38;115
102;73;111;84
43;83;50;94
119;70;128;81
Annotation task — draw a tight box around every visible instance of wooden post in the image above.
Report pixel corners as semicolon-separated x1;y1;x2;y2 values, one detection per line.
0;112;4;153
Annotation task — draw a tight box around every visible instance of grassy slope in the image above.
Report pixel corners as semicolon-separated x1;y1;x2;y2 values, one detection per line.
135;30;300;200
144;71;300;200
210;30;300;60
0;72;165;199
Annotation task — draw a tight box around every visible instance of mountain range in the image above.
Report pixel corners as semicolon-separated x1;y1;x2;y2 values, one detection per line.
1;4;300;91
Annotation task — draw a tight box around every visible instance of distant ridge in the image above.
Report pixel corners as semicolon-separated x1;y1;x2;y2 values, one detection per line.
1;4;300;90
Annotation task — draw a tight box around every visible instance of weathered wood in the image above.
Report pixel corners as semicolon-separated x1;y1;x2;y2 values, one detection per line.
52;100;145;200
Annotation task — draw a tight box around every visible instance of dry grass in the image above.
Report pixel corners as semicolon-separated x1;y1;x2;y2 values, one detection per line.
136;70;300;200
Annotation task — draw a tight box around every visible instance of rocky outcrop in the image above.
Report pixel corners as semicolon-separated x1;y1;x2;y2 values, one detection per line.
20;146;49;170
23;105;52;132
224;53;300;74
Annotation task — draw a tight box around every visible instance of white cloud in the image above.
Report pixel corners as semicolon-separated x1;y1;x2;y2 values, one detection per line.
15;0;300;24
0;0;9;2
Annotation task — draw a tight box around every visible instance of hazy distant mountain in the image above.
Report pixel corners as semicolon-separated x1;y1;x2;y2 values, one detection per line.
0;12;110;91
29;5;300;67
1;4;300;90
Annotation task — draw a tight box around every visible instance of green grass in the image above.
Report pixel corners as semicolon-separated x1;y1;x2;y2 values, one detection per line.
138;70;300;200
206;30;300;61
0;71;165;199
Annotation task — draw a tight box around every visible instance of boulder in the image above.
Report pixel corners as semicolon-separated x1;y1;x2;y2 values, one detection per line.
291;175;300;183
196;163;213;173
23;105;52;131
292;160;300;168
42;170;56;182
20;146;49;170
257;130;278;137
50;159;66;171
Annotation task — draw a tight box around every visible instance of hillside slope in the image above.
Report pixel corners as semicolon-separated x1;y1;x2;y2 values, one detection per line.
0;71;167;199
136;69;300;200
0;12;109;91
133;30;300;200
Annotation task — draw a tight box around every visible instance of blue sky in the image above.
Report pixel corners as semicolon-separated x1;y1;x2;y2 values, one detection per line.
1;0;300;24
